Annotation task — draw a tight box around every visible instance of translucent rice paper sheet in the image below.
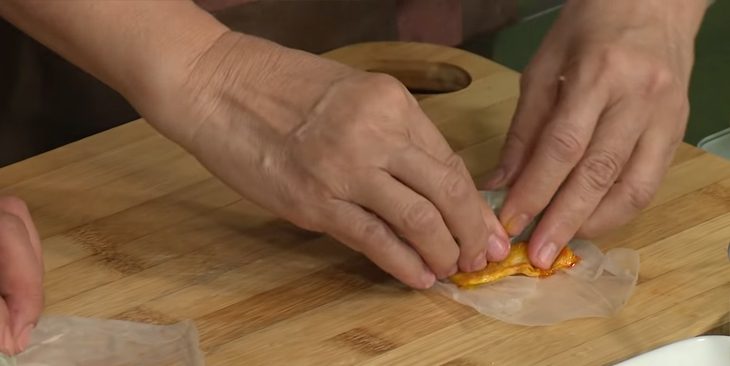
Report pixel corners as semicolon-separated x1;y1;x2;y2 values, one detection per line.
5;316;204;366
432;190;640;326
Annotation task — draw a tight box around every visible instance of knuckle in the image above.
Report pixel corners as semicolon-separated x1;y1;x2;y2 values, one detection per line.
502;130;531;162
503;129;530;156
625;183;655;210
0;196;29;216
403;200;440;233
593;44;632;75
579;151;623;192
359;219;387;243
601;45;631;69
452;154;474;179
581;44;629;85
446;153;466;171
640;64;675;96
442;170;470;200
0;211;25;234
591;44;678;97
365;73;411;104
545;130;585;163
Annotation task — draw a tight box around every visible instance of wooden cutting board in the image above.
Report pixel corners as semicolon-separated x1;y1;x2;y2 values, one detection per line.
2;42;728;365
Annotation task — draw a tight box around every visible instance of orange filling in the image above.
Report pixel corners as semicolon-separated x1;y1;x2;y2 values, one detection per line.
449;242;580;288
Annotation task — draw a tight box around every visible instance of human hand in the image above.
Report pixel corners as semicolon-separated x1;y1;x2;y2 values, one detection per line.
0;196;43;355
485;0;706;268
141;33;510;289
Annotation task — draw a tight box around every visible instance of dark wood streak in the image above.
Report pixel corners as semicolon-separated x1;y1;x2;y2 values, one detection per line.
331;327;398;355
67;225;145;275
195;257;388;352
114;305;179;325
440;359;479;366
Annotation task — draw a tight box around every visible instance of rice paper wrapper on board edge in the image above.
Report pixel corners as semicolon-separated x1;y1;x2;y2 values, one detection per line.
3;316;203;366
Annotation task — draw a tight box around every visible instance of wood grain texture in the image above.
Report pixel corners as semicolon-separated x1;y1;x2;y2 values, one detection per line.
2;42;728;365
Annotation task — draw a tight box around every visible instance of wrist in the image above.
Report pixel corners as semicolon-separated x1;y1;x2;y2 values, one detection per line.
652;0;707;44
115;3;229;137
559;0;705;83
563;0;707;37
647;0;707;82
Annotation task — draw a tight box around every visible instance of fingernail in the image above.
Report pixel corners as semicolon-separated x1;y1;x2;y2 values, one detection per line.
470;250;487;272
420;271;436;289
504;213;531;236
16;324;34;353
484;167;506;188
537;242;559;269
486;233;510;261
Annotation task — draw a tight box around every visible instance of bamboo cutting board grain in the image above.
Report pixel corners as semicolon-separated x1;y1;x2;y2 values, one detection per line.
2;42;729;365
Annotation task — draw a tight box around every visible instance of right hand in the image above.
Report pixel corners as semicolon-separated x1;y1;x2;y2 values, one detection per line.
140;32;510;289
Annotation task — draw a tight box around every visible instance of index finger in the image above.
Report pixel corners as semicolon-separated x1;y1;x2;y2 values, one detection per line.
388;147;509;273
528;98;647;268
498;75;608;237
407;110;510;268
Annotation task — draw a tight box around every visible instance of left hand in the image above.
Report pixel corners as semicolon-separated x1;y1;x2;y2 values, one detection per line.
485;0;707;268
0;196;43;355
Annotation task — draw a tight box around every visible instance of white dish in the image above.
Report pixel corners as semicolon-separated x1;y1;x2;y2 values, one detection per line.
615;335;730;366
698;127;730;160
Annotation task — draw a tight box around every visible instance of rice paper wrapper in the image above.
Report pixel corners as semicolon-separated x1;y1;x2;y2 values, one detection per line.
432;190;640;326
3;316;203;366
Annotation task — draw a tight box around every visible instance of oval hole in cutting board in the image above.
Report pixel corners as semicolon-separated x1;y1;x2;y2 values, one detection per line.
367;60;471;99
